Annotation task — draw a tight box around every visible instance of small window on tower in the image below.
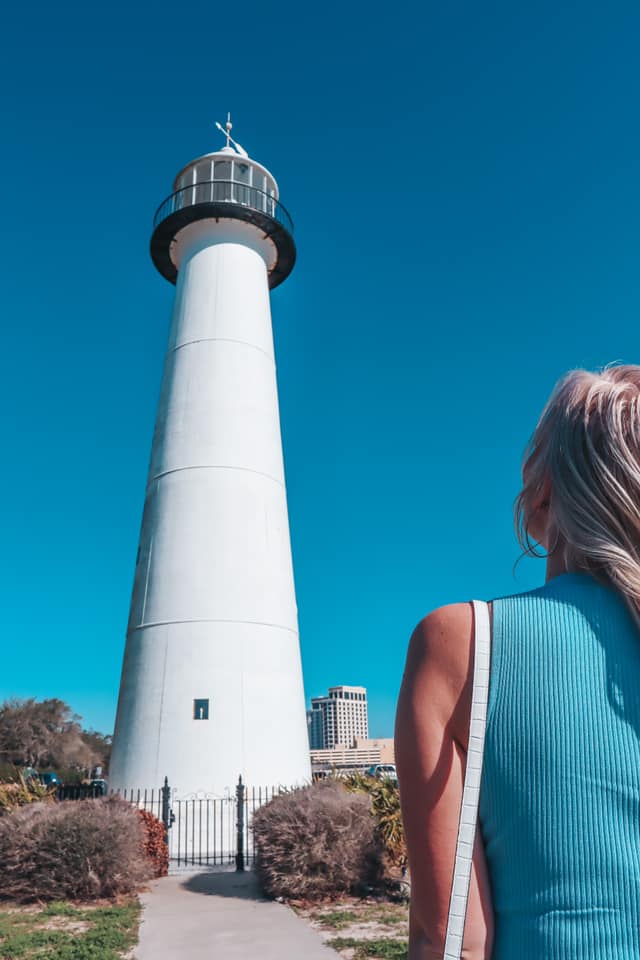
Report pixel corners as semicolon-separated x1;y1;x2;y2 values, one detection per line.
193;699;209;720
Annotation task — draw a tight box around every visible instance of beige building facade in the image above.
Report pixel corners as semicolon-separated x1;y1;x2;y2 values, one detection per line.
310;736;395;775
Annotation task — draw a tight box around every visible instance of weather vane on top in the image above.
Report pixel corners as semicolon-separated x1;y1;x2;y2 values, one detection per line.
215;113;249;158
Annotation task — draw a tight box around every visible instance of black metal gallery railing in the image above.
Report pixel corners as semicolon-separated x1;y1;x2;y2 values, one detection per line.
153;181;294;235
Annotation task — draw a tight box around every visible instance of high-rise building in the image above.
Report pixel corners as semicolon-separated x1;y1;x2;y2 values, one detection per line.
306;707;324;750
109;119;310;797
309;686;368;749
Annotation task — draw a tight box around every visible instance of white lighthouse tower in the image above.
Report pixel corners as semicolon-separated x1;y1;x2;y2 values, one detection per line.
109;119;311;798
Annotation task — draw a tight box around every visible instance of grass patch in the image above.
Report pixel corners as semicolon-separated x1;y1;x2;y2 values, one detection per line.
368;909;406;926
0;899;140;959
316;910;361;930
40;904;83;918
328;937;408;959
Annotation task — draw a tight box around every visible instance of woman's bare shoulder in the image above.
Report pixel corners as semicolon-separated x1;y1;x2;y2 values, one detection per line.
408;603;474;672
402;602;480;747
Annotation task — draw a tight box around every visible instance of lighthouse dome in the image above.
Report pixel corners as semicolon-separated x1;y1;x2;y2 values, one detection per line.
172;150;279;203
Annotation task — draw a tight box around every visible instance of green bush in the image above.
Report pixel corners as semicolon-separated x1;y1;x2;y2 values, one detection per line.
252;780;384;901
0;796;153;902
0;772;55;816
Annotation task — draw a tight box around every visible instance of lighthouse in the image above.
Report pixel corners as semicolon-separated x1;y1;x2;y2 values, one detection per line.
109;120;311;798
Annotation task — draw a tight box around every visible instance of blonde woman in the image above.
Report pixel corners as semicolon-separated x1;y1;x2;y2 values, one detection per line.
395;365;640;959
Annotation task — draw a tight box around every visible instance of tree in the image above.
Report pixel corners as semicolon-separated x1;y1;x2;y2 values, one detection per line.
80;730;112;772
0;699;111;776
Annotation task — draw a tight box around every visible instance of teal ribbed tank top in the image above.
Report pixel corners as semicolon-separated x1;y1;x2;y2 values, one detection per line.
479;573;640;958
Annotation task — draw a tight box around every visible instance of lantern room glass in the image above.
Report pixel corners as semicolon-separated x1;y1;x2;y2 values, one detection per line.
173;157;276;214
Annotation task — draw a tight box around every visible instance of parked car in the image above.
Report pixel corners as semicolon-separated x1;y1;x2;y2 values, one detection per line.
366;763;398;784
38;771;62;788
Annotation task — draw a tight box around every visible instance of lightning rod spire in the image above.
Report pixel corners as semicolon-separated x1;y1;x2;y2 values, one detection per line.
215;114;249;158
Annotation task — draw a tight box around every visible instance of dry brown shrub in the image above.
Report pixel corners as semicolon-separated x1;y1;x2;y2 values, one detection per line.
137;809;169;877
342;773;407;869
251;780;384;901
0;796;153;902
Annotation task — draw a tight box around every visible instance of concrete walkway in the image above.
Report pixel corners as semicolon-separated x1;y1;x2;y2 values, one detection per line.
135;869;337;959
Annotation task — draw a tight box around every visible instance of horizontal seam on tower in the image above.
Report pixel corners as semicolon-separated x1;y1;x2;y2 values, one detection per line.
170;337;274;362
148;464;285;488
129;618;298;635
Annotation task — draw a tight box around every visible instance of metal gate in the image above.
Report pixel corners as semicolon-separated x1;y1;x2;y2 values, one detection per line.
118;777;279;870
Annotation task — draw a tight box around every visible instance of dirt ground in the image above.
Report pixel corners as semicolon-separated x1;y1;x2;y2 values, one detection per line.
292;897;409;960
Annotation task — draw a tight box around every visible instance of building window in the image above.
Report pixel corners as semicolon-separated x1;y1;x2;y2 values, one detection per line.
193;699;209;720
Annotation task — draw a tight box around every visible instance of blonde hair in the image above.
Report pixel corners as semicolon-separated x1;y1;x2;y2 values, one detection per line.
515;364;640;626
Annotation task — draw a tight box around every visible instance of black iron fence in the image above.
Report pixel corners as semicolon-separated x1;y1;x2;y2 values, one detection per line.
57;775;281;871
56;783;107;800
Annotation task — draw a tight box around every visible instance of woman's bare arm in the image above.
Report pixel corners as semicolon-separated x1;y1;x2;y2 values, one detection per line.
395;602;494;960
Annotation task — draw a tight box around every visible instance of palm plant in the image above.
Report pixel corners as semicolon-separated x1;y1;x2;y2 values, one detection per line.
341;773;407;869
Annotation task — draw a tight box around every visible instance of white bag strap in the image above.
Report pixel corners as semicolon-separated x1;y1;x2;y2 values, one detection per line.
443;600;492;960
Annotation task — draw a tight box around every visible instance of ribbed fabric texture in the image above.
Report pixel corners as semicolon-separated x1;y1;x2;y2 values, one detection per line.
479;573;640;959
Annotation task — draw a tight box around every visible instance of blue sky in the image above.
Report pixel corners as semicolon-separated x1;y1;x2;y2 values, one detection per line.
1;1;639;739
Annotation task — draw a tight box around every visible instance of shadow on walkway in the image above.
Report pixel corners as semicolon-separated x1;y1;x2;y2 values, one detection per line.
181;869;267;901
137;870;336;959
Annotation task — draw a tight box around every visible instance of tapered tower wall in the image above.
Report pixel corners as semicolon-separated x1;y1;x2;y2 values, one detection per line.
109;207;310;796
